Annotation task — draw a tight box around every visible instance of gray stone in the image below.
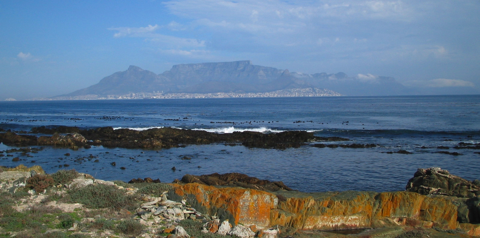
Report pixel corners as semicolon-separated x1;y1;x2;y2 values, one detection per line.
217;220;232;235
174;226;190;238
228;224;255;238
95;179;114;186
406;167;480;197
262;228;279;238
69;178;94;189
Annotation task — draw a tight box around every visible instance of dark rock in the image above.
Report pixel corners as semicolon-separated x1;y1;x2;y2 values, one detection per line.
128;177;161;183
79;127;316;150
31;126;80;134
110;162;116;166
0;132;37;146
313;143;376;149
385;150;413;154
37;133;87;148
12;157;19;162
171;166;176;171
435;151;462;156
315;137;350;142
406;167;480;198
179;172;293;192
466;197;480;223
455;142;480;150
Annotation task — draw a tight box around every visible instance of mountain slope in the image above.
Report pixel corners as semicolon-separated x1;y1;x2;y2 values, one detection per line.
59;60;412;99
66;66;176;96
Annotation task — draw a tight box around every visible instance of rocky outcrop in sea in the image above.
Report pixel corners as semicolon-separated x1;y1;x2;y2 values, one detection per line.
1;126;323;150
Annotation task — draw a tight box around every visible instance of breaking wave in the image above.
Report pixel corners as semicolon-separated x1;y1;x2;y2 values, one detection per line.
192;126;284;134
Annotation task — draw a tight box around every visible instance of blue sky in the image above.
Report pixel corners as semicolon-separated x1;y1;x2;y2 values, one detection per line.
1;0;479;99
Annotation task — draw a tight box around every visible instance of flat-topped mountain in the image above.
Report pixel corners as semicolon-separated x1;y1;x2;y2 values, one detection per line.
57;61;409;99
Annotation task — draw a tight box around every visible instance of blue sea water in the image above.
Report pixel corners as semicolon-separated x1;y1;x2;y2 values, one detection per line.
0;95;479;192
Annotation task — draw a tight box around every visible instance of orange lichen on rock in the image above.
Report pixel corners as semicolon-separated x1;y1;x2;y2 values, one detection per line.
419;196;458;230
172;183;277;228
171;184;464;233
373;192;425;219
271;191;376;230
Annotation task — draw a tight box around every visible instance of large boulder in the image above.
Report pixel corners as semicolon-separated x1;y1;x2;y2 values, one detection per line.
405;167;480;198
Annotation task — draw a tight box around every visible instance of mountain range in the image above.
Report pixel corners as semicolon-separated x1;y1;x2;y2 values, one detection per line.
57;60;411;99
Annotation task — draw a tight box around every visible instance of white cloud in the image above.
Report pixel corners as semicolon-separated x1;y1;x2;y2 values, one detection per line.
17;52;32;60
357;73;379;82
161;49;209;56
17;52;40;62
426;79;475;88
109;24;160;38
167;21;186;31
109;24;206;54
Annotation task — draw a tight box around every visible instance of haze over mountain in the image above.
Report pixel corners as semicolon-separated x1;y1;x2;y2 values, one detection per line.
60;60;415;99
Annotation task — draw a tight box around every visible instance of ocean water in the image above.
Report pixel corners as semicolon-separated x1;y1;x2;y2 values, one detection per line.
0;95;479;192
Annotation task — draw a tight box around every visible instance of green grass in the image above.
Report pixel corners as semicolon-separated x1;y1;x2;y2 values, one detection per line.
0;201;83;234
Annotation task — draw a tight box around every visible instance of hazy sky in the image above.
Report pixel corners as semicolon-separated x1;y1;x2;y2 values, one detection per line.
1;0;479;99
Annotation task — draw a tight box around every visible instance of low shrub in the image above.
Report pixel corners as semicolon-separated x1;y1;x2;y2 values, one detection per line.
68;184;138;210
57;214;75;229
90;218;115;230
12;190;30;199
51;169;78;185
41;192;64;204
26;174;55;193
136;183;172;197
116;219;144;236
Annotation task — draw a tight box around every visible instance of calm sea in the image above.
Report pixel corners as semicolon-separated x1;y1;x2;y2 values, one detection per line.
0;95;479;192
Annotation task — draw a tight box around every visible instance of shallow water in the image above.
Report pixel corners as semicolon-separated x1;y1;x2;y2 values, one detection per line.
1;142;478;192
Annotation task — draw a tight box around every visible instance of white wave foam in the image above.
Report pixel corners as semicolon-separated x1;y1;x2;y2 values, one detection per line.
192;126;284;134
113;126;164;131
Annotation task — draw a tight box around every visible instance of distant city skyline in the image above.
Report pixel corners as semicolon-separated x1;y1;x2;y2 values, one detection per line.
1;0;479;100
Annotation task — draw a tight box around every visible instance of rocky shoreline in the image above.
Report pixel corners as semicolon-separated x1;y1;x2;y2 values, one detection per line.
0;165;480;237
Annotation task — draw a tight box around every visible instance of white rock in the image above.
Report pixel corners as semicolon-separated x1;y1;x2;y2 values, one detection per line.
154;206;167;215
262;228;279;238
228;224;255;238
95;179;115;186
217;220;232;235
174;226;190;238
173;207;185;220
141;198;162;208
68;223;78;231
69;178;94;189
141;212;152;220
